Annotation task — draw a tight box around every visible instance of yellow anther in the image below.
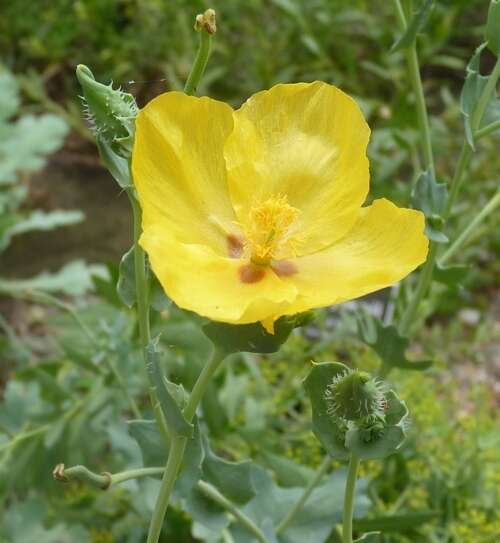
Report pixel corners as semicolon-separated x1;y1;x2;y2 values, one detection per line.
244;195;301;264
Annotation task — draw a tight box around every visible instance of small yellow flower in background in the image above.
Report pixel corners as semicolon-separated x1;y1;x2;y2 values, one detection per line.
132;82;428;332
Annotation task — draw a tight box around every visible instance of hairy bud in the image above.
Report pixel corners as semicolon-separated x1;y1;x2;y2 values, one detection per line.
76;64;137;157
325;369;385;421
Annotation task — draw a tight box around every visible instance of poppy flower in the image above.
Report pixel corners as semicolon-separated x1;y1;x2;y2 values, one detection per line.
132;82;428;332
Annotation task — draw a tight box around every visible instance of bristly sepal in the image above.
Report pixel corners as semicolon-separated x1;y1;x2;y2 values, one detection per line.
325;369;386;421
76;64;137;158
304;362;409;460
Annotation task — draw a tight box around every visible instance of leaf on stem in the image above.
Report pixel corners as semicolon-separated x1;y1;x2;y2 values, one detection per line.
460;43;500;149
356;311;433;371
303;362;350;460
202;312;314;354
127;418;203;497
117;246;135;308
434;263;469;288
391;0;435;52
201;435;256;504
96;138;132;189
145;337;193;437
411;171;448;243
116;245;170;310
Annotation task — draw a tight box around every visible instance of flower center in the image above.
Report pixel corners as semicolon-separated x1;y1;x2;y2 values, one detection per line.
244;195;301;265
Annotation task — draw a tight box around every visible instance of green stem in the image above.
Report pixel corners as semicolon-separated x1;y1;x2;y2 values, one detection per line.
197;481;269;543
276;456;331;534
146;437;187;543
440;189;500;265
393;0;435;176
55;464;267;542
343;454;360;543
398;49;500;336
399;242;437;336
128;191;168;439
129;193;151;353
184;31;212;96
475;118;500;141
146;347;227;543
444;142;471;220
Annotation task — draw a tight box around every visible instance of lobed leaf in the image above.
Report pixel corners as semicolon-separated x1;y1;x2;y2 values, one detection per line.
203;312;313;355
145;337;193;438
460;43;500;149
201;435;256;504
303;362;350;460
356;312;433;371
411;171;448;243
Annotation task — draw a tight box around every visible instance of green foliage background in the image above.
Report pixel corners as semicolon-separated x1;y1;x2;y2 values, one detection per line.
0;1;499;543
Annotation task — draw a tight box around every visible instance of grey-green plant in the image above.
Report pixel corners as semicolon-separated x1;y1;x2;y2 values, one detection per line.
0;2;499;543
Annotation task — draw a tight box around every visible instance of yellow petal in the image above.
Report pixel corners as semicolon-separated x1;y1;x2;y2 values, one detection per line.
132;92;240;255
225;82;370;255
282;199;428;314
141;225;298;325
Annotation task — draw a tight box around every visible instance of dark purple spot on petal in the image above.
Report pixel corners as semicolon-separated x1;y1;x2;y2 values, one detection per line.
227;234;244;258
239;263;266;284
272;260;297;277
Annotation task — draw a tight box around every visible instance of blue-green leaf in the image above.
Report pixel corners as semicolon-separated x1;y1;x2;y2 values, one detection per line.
203;312;313;354
411;171;448;243
356;312;433;371
460;43;500;149
116;246;135;308
354;511;439;533
434;263;469;287
202;436;256;504
128;418;203;498
303;362;350;460
145;337;193;438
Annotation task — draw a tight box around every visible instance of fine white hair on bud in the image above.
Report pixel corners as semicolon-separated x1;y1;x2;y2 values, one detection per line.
325;369;386;422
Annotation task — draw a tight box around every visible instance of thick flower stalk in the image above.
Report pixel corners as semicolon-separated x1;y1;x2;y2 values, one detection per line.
132;82;429;332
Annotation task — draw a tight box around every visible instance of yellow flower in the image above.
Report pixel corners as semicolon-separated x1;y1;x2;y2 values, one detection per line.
132;82;428;332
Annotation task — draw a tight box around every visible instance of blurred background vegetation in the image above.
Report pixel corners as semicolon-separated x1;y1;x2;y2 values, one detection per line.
0;1;499;542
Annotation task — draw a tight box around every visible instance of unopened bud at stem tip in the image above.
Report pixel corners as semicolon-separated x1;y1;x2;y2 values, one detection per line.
195;8;216;35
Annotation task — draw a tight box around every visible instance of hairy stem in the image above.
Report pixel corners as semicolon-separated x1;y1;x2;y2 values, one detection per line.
343;454;360;543
276;456;331;534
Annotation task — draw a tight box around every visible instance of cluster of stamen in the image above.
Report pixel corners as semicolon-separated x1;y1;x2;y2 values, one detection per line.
243;195;301;265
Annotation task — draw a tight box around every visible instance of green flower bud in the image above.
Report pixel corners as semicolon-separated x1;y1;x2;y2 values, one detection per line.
325;369;385;421
76;64;137;157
